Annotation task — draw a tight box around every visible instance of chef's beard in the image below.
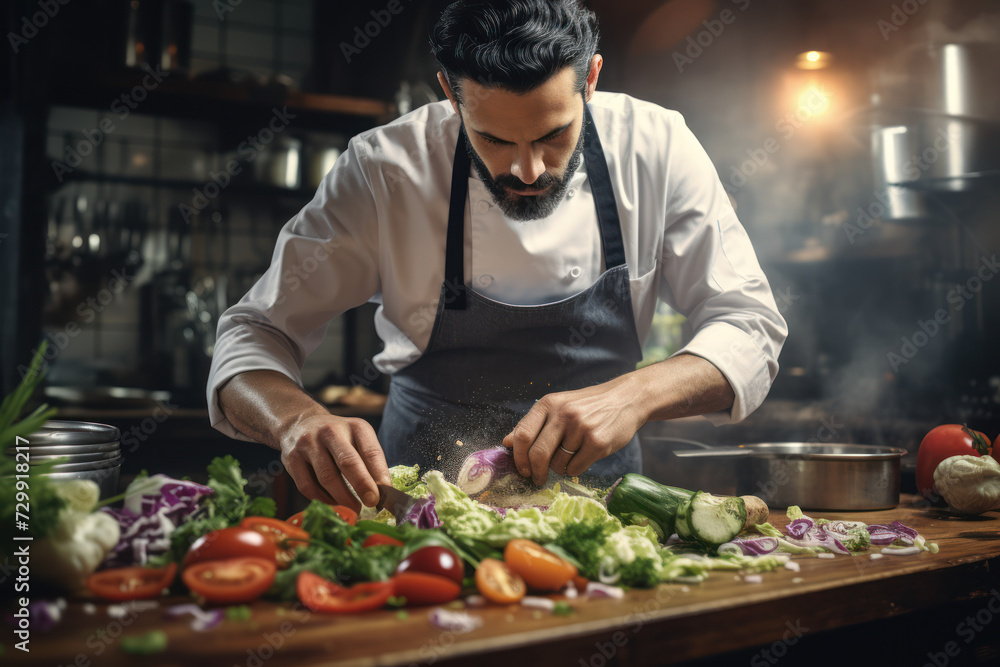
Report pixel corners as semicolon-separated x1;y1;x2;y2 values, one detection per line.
462;114;587;222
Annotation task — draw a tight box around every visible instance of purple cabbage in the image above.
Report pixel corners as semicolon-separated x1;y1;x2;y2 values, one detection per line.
787;518;815;539
866;521;917;546
100;475;213;568
456;448;519;496
718;536;780;556
401;494;443;529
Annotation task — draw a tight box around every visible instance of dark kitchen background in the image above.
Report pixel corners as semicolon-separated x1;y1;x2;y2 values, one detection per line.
2;0;999;512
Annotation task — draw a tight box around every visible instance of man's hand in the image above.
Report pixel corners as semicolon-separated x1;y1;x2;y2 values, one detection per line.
502;354;737;485
503;378;643;486
217;370;391;513
280;413;391;513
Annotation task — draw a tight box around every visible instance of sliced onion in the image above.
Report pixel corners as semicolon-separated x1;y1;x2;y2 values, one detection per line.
521;597;556;611
881;546;921;556
721;536;779;556
586;582;625;599
787;518;815;539
869;553;884;560
816;553;836;559
784;560;801;572
166;604;224;631
597;556;620;585
428;608;483;634
456;448;519;496
717;542;743;557
564;583;578;600
464;595;487;608
743;574;763;584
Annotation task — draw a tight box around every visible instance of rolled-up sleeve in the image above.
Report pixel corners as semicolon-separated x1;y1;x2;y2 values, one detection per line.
659;114;787;424
206;136;381;441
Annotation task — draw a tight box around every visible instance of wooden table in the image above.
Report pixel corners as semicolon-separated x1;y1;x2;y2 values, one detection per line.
8;495;1000;667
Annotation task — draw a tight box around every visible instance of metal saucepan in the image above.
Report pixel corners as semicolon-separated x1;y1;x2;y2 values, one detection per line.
24;420;121;447
4;441;122;456
642;438;907;511
17;450;122;465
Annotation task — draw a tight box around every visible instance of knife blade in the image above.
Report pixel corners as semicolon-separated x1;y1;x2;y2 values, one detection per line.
376;483;418;524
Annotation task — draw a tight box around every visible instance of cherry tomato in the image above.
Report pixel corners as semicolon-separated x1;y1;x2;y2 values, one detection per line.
363;534;404;548
240;517;310;568
916;424;992;499
288;504;358;528
182;557;276;604
391;572;461;606
396;546;463;584
87;563;177;601
475;558;526;604
297;571;394;613
183;527;277;568
503;539;577;591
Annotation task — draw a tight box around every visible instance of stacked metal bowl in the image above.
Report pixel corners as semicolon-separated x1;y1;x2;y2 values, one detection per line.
8;420;122;499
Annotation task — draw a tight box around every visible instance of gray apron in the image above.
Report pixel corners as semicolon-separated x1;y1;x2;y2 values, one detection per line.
378;105;644;482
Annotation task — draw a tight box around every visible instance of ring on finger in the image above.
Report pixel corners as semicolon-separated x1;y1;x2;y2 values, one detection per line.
558;445;577;456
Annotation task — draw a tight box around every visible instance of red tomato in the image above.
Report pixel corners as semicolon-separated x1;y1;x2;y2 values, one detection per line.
475;558;526;605
183;527;277;568
296;571;394;613
288;504;358;528
916;424;993;499
396;546;463;584
503;539;577;591
87;564;177;601
391;572;461;606
182;557;276;604
363;534;404;548
240;517;310;568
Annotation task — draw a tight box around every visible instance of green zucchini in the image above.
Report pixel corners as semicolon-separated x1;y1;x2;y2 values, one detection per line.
606;474;695;541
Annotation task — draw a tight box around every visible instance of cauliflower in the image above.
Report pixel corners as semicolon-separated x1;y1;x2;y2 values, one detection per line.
933;455;1000;515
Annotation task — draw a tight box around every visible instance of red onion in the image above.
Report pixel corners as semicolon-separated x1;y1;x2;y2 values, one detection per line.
456;448;520;496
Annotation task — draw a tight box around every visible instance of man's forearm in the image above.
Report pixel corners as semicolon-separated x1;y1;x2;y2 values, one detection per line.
623;353;736;424
217;370;330;451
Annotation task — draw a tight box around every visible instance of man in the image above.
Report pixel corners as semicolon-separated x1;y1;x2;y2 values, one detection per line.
208;0;787;512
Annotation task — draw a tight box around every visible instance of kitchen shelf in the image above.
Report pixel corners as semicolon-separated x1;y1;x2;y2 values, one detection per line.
45;71;395;133
45;168;318;201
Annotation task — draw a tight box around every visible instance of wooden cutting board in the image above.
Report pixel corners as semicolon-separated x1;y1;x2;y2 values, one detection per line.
8;495;1000;667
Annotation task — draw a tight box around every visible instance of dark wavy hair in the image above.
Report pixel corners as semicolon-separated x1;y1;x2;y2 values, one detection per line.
429;0;600;104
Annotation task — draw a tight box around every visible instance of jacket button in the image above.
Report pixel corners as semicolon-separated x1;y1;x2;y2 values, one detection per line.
567;188;577;198
569;266;582;279
477;200;490;214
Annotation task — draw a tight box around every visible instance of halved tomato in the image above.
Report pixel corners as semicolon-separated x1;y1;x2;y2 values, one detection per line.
182;527;276;568
288;504;358;528
475;558;526;604
296;571;394;613
182;557;276;604
503;539;576;591
391;572;461;606
87;563;177;601
241;517;310;567
363;533;404;548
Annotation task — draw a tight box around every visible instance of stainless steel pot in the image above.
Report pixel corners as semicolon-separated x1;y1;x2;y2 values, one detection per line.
642;439;906;511
46;456;123;473
26;420;121;446
22;450;122;464
42;467;121;499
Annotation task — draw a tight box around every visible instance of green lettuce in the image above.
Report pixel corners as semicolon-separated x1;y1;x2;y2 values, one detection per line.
481;507;561;547
422;471;500;539
390;464;430;498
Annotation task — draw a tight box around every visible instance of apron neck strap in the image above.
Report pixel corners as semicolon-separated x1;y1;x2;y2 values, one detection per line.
444;103;624;311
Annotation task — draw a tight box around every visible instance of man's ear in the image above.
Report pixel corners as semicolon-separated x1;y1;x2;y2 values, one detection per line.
437;71;460;115
585;55;603;102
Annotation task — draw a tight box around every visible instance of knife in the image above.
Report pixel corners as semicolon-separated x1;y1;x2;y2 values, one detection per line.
376;483;419;524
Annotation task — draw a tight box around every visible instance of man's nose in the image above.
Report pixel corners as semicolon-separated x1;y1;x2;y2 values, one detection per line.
510;145;546;185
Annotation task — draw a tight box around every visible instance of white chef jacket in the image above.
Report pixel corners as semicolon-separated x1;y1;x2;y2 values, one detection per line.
207;91;788;442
